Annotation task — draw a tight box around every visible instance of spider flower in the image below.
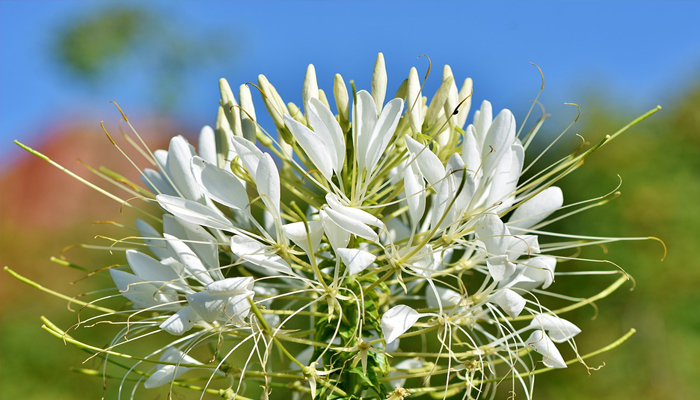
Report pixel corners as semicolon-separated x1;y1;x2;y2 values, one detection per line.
12;53;663;400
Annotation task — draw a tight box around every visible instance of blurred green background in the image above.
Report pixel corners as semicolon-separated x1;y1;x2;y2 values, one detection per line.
1;1;699;399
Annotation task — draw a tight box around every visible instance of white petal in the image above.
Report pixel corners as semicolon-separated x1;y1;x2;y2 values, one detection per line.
461;125;482;175
222;293;253;325
283;113;333;181
325;193;383;228
487;143;524;211
283;221;324;255
188;292;248;325
365;98;404;174
230;235;293;275
256;153;280;216
141;168;177;197
230;136;262;179
135;219;169;260
382;305;425;344
163;214;188;240
488;288;526;318
144;365;188;389
125;250;181;285
157;194;233;232
191;157;248;212
323;206;378;242
160;347;201;365
403;245;436;277
446;153;476;214
403;161;426;225
528;314;581;343
166;136;202;201
486;255;516;282
473;101;493;145
404;135;445;187
206;277;255;296
526;330;567;368
508;187;564;230
521;256;557;289
154;149;168;170
474;214;510;255
320;209;350;251
109;269;168;309
144;347;201;388
186;291;250;323
173;217;223;281
455;77;473;129
163;233;213;285
430;171;457;231
507;235;540;261
159;306;200;336
198;125;218;165
354;90;378;173
481;109;516;177
307;98;345;175
337;248;376;275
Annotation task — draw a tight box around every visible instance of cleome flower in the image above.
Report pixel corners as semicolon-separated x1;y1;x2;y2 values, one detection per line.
10;53;664;400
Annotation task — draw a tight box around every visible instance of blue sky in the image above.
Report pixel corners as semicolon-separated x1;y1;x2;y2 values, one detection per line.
2;0;700;160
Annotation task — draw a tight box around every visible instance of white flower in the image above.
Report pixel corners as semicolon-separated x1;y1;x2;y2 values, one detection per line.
144;347;203;389
35;53;653;399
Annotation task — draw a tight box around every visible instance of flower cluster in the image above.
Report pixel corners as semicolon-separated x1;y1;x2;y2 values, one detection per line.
14;53;661;400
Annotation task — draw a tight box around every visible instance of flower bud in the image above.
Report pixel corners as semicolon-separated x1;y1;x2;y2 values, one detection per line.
318;88;330;109
214;106;231;167
371;52;387;114
258;74;287;132
333;73;350;130
303;64;319;117
406;67;423;134
287;102;306;125
239;84;257;142
394;78;408;100
424;75;453;129
219;78;243;137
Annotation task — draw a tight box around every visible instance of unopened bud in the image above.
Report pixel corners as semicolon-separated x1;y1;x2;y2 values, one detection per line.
371;52;387;114
303;64;319;117
239;84;257;142
424;75;453;129
215;106;232;166
219;78;243;137
287;102;307;125
334;73;350;130
394;78;408;100
318;88;330;109
258;74;287;131
407;67;423;134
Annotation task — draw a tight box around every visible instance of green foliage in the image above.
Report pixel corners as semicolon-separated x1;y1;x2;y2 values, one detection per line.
54;6;235;110
57;8;144;79
312;274;390;399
